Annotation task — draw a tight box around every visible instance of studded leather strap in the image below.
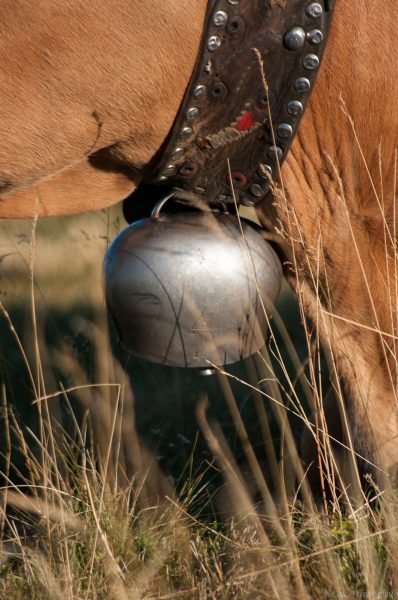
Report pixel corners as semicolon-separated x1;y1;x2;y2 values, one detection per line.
141;0;336;209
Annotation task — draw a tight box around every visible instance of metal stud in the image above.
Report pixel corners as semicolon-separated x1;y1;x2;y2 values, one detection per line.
268;146;283;161
193;84;207;98
257;164;273;179
204;60;213;75
287;100;304;116
294;77;311;93
178;126;193;140
227;0;239;4
307;29;324;45
207;35;222;52
242;197;256;207
186;107;199;121
213;10;228;27
250;183;265;198
277;123;294;139
171;148;185;161
306;2;323;18
303;53;320;70
164;164;177;175
283;27;306;51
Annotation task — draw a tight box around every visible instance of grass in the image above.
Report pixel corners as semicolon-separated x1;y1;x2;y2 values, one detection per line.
1;201;398;599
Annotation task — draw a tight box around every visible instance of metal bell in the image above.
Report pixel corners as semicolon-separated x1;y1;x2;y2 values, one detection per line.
104;207;282;368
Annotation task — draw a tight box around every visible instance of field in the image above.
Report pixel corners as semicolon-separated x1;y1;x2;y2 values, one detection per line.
1;205;398;599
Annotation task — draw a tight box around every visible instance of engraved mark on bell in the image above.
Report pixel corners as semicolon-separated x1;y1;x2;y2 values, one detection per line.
294;77;311;93
287;100;304;116
186;107;199;121
268;146;283;161
283;27;306;51
213;10;228;27
193;84;207;98
104;212;282;367
277;123;294;139
306;2;323;18
307;29;324;45
178;126;193;140
303;53;320;70
207;35;222;51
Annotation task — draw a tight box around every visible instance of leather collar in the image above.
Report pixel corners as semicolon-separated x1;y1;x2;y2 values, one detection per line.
129;0;335;214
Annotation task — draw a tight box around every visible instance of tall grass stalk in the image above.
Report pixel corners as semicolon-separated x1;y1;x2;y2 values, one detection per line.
0;144;397;598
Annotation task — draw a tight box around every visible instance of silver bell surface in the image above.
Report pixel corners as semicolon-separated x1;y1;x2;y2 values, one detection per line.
104;210;282;368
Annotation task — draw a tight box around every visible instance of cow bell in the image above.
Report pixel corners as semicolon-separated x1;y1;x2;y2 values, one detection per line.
104;204;282;368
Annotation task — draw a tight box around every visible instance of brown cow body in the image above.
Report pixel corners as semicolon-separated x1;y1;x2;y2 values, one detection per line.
0;1;397;474
0;0;207;216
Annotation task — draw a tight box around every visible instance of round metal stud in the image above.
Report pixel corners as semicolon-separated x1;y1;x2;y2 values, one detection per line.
164;164;177;175
257;164;273;179
287;100;304;116
303;53;320;70
306;2;323;18
227;0;239;5
250;183;265;198
186;107;199;121
213;10;228;27
241;196;256;207
307;29;324;45
283;27;306;51
178;126;193;140
268;146;283;161
193;84;207;99
171;148;185;161
204;60;213;75
294;77;311;93
277;123;294;139
207;35;222;52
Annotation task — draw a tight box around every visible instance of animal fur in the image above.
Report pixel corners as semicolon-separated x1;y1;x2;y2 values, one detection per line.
0;0;397;475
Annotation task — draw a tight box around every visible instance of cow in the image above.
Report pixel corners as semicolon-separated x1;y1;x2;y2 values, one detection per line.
0;0;396;479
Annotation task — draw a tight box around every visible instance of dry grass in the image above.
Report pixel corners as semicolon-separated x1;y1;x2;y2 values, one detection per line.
0;180;398;598
0;205;122;307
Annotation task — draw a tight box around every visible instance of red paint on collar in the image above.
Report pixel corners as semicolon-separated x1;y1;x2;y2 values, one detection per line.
235;111;255;131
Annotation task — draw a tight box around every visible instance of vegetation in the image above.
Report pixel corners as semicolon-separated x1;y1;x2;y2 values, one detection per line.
1;206;398;599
